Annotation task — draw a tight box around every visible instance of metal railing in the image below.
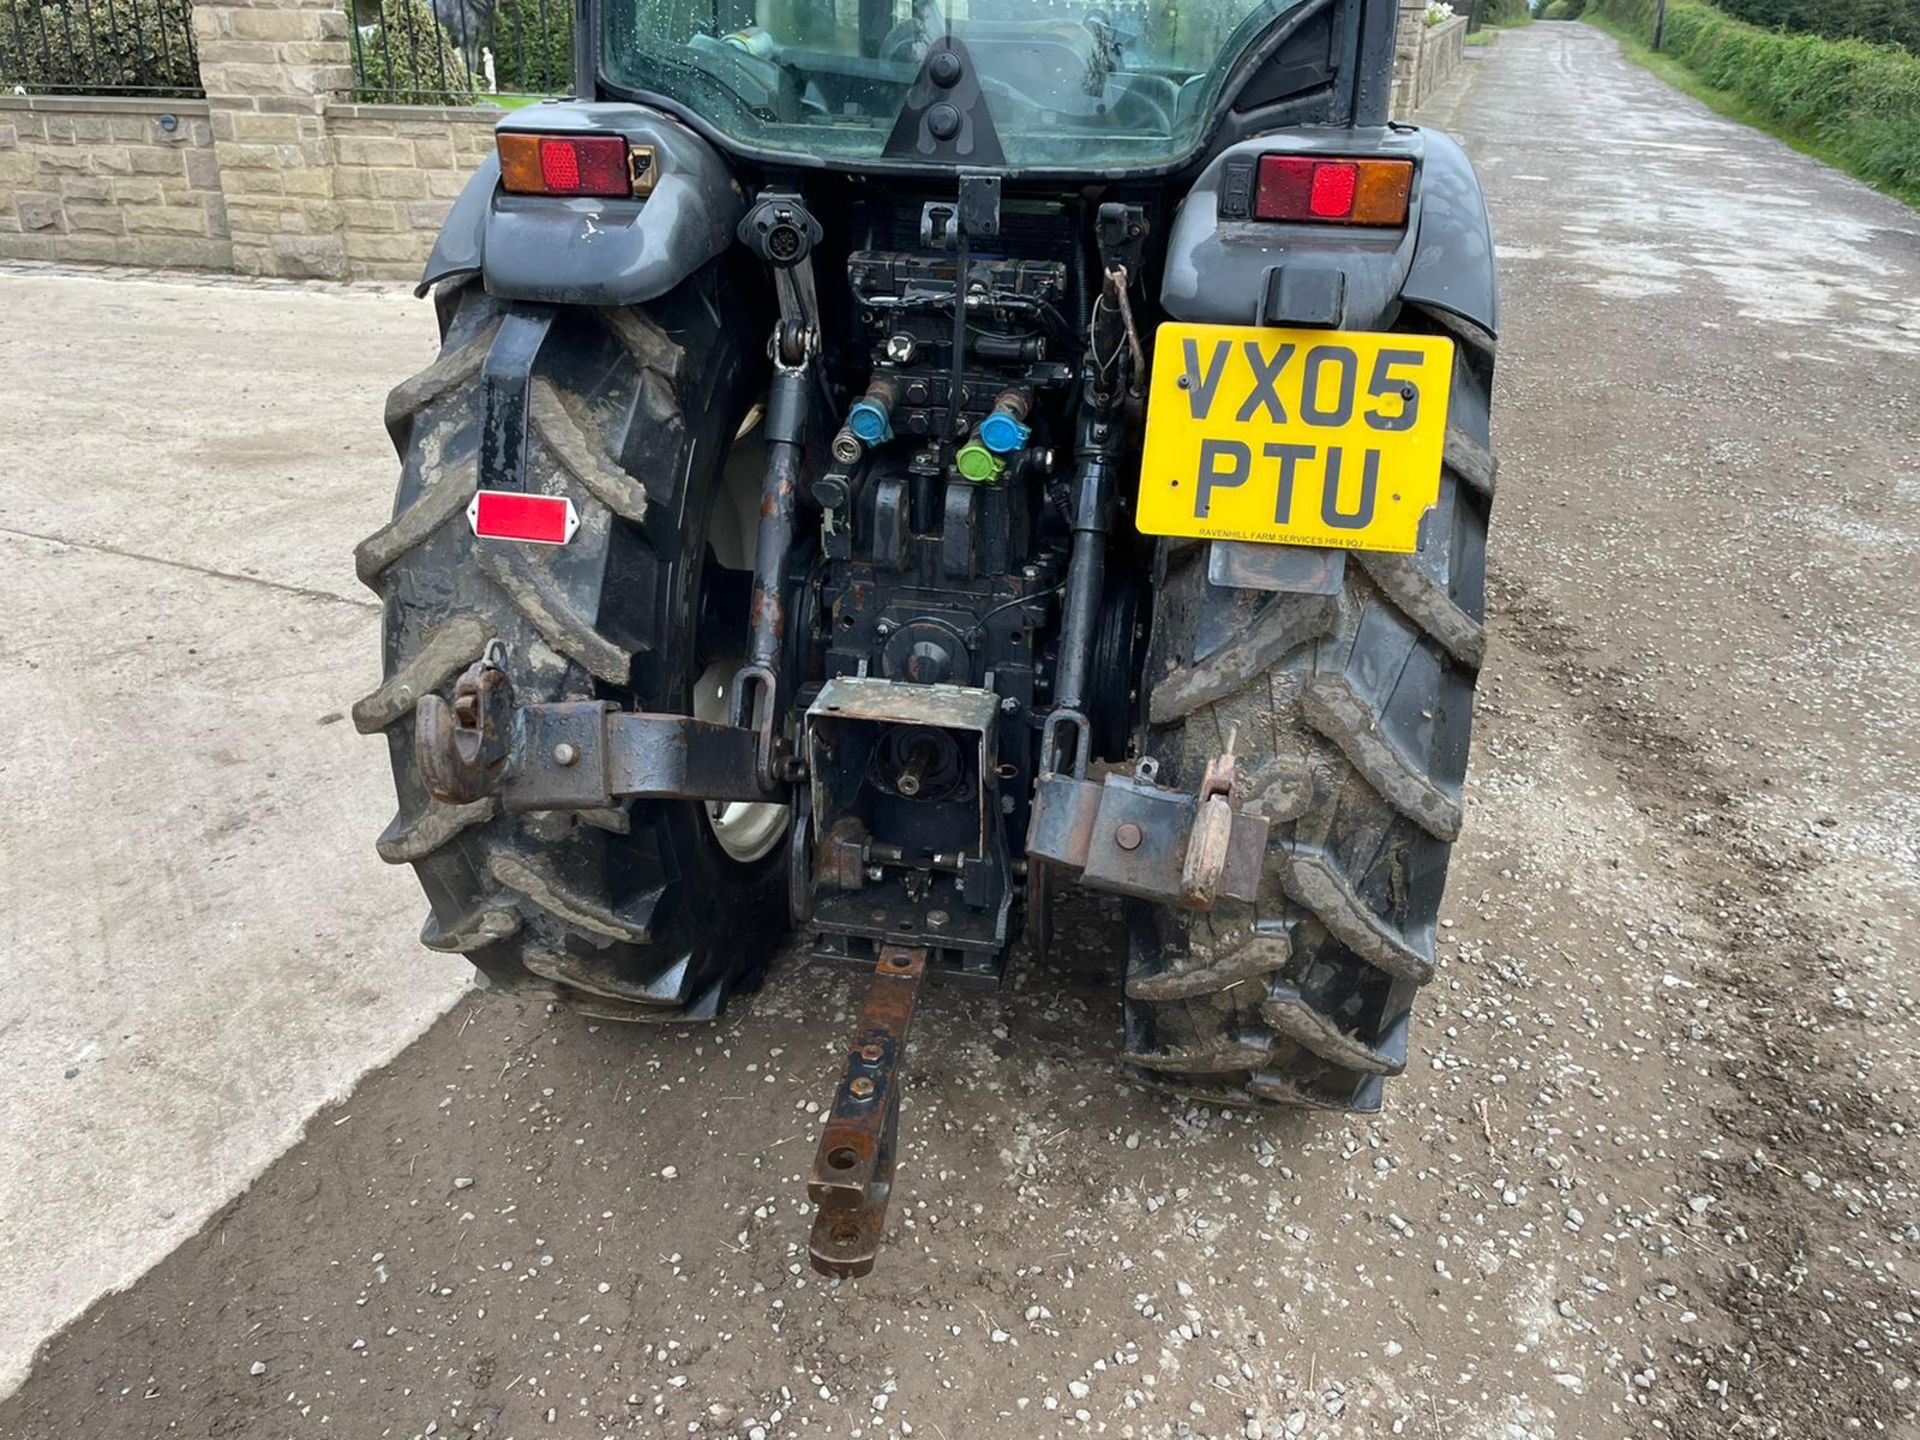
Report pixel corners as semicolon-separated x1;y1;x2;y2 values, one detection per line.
0;0;202;97
348;0;574;106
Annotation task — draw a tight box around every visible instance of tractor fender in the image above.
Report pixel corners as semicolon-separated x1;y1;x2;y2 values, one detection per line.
417;103;743;307
1159;126;1496;338
1400;128;1498;337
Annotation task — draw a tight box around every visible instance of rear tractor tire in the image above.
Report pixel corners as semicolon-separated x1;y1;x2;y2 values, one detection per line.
1124;306;1496;1111
353;275;790;1021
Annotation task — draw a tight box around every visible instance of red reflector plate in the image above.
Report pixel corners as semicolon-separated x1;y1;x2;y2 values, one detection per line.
468;490;579;545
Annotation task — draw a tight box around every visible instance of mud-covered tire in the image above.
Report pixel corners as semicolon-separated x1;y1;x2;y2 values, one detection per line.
353;271;788;1021
1124;304;1494;1110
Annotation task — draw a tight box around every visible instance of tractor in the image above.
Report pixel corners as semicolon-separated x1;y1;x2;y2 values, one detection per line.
354;0;1498;1276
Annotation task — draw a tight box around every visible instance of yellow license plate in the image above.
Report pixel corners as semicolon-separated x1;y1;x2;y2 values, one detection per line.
1136;323;1454;554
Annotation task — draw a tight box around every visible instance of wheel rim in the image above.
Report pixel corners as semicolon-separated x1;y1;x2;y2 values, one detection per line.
692;659;789;863
691;405;791;866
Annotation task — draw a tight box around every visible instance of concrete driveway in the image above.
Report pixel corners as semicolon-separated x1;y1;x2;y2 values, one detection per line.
0;265;467;1396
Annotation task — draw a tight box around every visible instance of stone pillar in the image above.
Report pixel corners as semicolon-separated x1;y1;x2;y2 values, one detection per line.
191;0;353;279
1393;0;1428;117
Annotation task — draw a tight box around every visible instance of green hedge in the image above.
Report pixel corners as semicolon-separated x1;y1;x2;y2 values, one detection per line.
353;0;477;105
491;0;573;94
0;0;200;95
1483;0;1534;22
1589;0;1920;197
1713;0;1919;55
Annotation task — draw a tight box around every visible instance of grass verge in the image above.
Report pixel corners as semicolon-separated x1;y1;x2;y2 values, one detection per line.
1583;0;1920;210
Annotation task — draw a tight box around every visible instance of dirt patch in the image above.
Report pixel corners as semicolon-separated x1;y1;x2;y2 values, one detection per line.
1498;570;1918;1437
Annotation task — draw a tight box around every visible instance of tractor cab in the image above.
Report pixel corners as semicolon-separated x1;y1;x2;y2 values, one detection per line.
594;0;1299;169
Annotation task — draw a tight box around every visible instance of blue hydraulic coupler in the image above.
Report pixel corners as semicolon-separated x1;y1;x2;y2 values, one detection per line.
846;375;901;447
978;390;1032;454
848;400;892;445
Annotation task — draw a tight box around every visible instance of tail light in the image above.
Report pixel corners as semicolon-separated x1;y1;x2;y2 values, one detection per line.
1254;156;1413;226
498;133;643;199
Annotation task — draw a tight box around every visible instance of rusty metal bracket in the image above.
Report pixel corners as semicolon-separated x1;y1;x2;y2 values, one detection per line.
809;944;928;1278
413;655;785;812
728;662;783;793
1025;752;1269;909
1182;747;1247;909
504;703;778;812
415;643;515;803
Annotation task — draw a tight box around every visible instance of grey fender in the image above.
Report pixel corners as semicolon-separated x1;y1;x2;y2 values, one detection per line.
1400;128;1497;337
1159;126;1496;339
417;102;743;307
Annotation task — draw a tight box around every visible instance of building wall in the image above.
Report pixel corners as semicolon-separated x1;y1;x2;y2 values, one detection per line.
0;96;232;270
2;0;1472;281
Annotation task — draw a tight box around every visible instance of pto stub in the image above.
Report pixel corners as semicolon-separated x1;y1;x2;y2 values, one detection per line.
468;490;579;546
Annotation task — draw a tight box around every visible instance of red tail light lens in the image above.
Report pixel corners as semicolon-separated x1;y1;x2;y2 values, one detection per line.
498;134;632;199
1309;162;1358;217
1253;156;1413;226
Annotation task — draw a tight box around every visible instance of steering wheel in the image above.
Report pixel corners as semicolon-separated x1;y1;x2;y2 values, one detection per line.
684;30;807;123
879;0;945;65
1102;72;1176;130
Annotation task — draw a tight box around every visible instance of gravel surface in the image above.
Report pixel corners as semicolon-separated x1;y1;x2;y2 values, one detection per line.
2;24;1916;1440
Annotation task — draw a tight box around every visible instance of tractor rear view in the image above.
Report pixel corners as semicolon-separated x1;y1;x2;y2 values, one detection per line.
354;0;1498;1276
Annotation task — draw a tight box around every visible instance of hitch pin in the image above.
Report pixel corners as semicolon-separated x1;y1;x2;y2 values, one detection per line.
455;639;510;730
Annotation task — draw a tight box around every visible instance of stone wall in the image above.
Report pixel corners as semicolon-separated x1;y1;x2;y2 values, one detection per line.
194;0;355;279
0;96;231;270
0;0;501;281
1393;6;1472;116
1415;15;1471;107
328;104;501;281
5;0;1473;280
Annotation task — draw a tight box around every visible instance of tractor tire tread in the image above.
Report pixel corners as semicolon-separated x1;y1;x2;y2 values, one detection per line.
472;544;634;686
382;320;500;447
529;377;651;523
375;796;497;865
350;613;492;735
359;280;781;1024
1125;311;1494;1112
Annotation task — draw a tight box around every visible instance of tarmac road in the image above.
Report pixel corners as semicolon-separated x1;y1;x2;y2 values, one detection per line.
2;22;1917;1440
